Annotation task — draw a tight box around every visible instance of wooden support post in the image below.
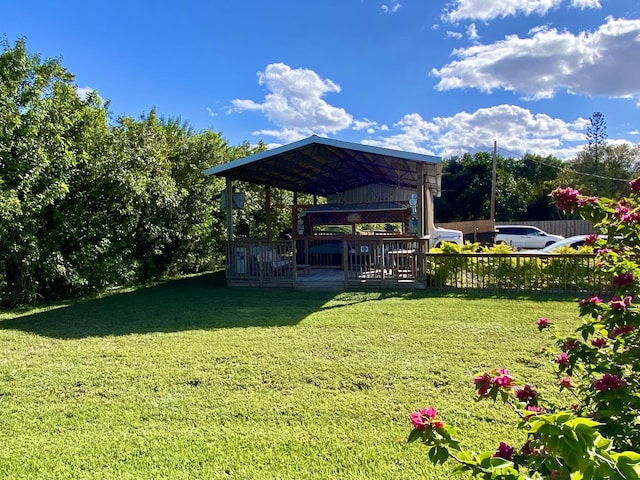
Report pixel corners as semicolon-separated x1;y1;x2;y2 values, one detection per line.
265;185;272;240
417;163;425;238
225;176;233;241
292;191;298;238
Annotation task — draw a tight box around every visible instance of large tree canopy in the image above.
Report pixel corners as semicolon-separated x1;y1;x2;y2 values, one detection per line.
0;39;261;306
434;152;564;223
559;143;640;199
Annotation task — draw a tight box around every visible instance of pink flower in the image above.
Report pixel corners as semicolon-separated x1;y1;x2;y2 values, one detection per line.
629;178;640;192
579;295;602;306
615;205;631;220
591;337;607;348
474;372;492;397
556;352;569;366
551;187;581;213
536;317;552;330
564;339;579;351
611;324;635;338
613;201;640;222
613;273;634;288
558;376;574;389
493;442;515;460
514;384;538;402
593;374;627;391
578;196;598;206
410;407;445;430
521;441;534;455
524;405;546;419
608;295;633;310
584;234;599;245
491;369;514;388
474;368;514;396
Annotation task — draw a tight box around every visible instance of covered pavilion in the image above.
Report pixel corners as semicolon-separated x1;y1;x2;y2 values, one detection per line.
204;135;444;289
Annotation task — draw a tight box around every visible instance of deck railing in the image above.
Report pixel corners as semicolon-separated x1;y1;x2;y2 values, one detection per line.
224;239;610;293
225;240;296;286
422;252;610;294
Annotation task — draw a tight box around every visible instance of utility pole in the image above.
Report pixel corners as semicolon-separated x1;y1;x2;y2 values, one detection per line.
490;140;497;221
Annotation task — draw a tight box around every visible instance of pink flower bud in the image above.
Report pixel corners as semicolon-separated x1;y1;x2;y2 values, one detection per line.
536;317;552;330
558;376;573;389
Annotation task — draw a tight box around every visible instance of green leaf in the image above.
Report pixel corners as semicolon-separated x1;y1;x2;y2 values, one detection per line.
435;446;450;465
488;457;515;470
566;417;603;431
477;451;494;468
617;451;640;463
407;428;423;443
615;460;640;480
455;450;475;463
555;412;575;424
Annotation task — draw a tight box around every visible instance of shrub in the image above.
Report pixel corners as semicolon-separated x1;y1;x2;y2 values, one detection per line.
408;183;640;479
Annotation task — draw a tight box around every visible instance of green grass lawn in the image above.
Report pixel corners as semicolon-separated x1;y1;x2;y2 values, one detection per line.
0;272;580;479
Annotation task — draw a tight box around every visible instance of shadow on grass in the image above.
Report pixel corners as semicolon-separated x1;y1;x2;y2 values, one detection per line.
1;272;580;339
0;271;339;339
389;289;580;302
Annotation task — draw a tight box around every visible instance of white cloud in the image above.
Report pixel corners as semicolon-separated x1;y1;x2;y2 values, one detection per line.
362;113;441;155
352;119;379;131
433;104;587;157
570;0;601;9
75;86;93;101
381;1;401;14
251;128;310;144
366;104;589;160
447;30;464;39
442;0;599;23
432;17;640;100
206;107;216;117
629;130;640;135
466;23;479;40
230;65;603;160
231;63;353;142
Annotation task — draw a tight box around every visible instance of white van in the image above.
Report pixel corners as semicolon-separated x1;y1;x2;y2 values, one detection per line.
430;226;464;248
494;225;564;250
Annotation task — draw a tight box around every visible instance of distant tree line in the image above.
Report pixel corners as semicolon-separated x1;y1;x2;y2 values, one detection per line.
2;39;640;307
434;125;640;223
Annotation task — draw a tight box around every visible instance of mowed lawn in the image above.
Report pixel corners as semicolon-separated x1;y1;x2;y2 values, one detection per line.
0;272;580;479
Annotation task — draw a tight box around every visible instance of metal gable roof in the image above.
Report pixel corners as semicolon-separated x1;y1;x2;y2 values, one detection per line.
203;136;442;197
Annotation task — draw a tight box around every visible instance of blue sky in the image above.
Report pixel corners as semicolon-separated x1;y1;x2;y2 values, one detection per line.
3;0;639;160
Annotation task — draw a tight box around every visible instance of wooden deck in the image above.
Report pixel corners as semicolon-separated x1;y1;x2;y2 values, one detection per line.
224;237;427;291
227;266;425;291
223;238;609;294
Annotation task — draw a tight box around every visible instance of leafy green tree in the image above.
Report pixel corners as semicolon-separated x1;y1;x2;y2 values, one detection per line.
586;111;607;192
559;143;640;200
435;152;494;222
0;38;256;306
0;37;111;305
435;152;563;222
509;154;564;220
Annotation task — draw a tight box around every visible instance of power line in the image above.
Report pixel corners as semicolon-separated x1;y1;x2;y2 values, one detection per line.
446;145;632;184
